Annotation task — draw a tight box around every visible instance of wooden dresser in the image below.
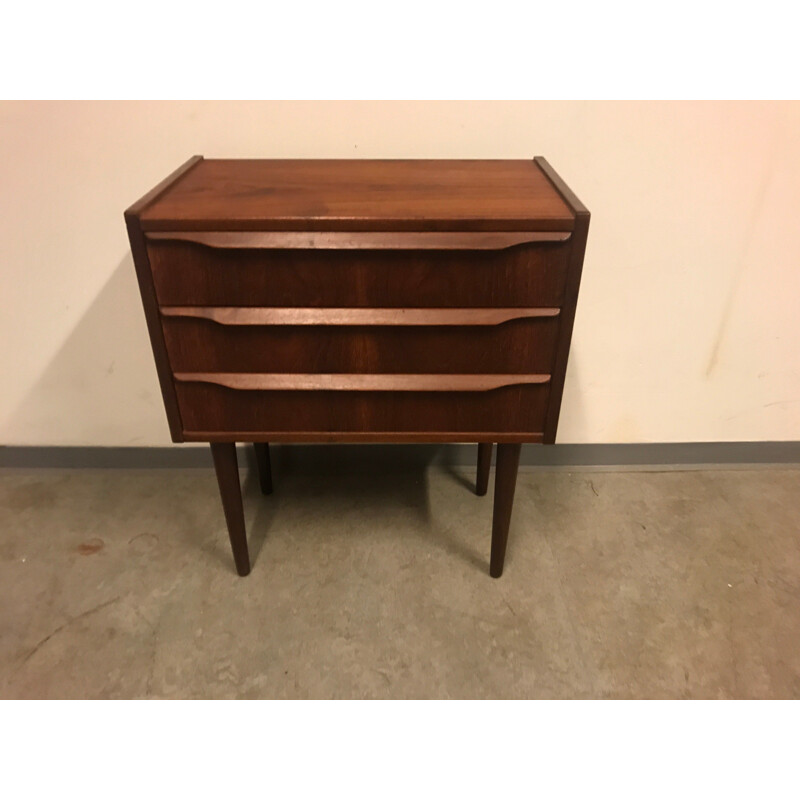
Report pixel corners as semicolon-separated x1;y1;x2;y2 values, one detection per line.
125;157;589;578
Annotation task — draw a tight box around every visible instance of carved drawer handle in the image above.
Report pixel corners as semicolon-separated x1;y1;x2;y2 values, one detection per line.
160;307;561;326
147;231;571;250
173;373;551;392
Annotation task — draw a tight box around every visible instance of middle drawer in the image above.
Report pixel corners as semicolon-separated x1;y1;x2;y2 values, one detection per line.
160;307;561;375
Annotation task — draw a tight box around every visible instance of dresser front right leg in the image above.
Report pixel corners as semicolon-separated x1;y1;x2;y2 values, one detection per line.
489;442;522;578
476;442;493;496
210;442;251;577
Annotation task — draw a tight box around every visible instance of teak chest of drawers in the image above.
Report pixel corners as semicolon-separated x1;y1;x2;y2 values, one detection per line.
125;157;589;578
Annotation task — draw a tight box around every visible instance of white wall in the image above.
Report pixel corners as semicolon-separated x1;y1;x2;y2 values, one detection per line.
1;101;798;446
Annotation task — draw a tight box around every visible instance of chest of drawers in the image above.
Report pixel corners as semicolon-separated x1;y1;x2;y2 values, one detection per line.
125;157;589;578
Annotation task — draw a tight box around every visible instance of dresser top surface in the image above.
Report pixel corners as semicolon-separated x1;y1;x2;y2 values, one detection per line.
136;158;576;232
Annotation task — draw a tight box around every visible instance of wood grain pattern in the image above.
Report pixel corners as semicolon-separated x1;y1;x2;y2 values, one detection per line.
173;373;551;392
160;306;560;327
174;384;550;436
160;314;560;375
147;231;571;250
148;239;571;308
139;159;575;232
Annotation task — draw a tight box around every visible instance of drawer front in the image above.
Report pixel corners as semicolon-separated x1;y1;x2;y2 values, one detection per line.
160;311;560;375
148;239;570;307
174;381;550;437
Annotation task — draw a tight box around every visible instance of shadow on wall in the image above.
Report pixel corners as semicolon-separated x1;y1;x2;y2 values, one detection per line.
556;347;588;445
5;254;172;446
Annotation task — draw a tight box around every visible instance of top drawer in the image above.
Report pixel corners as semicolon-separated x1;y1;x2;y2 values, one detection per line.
146;232;572;308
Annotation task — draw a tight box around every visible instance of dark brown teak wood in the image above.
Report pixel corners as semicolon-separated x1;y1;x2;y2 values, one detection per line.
173;383;551;438
139;159;575;232
534;157;591;444
173;372;551;392
161;313;560;376
147;230;571;249
147;237;571;308
253;443;273;495
476;443;493;496
210;442;250;576
125;157;589;577
160;306;560;326
490;443;522;578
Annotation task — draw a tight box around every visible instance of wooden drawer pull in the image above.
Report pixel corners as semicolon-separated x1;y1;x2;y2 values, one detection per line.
173;373;552;392
160;307;561;326
147;231;570;250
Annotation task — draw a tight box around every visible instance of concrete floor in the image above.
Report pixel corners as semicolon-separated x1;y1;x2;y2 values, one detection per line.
1;461;798;699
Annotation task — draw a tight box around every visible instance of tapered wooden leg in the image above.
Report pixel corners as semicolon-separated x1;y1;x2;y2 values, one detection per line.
476;442;493;496
253;442;273;495
210;443;251;577
489;442;522;578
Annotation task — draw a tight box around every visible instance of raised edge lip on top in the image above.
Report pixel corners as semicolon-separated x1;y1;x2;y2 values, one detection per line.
132;157;578;233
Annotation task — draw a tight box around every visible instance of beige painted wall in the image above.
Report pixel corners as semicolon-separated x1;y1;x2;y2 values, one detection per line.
1;101;798;446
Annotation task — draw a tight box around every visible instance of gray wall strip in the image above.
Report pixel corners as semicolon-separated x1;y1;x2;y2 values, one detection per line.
1;442;799;470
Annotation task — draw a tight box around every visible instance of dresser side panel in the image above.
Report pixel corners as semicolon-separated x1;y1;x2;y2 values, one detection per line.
533;160;589;444
125;213;185;442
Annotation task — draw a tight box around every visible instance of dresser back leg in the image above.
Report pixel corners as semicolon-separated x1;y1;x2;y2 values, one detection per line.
253;442;274;495
489;442;522;578
210;443;251;576
476;443;493;496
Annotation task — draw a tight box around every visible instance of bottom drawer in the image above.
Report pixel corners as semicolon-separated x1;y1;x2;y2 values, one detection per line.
175;380;550;439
